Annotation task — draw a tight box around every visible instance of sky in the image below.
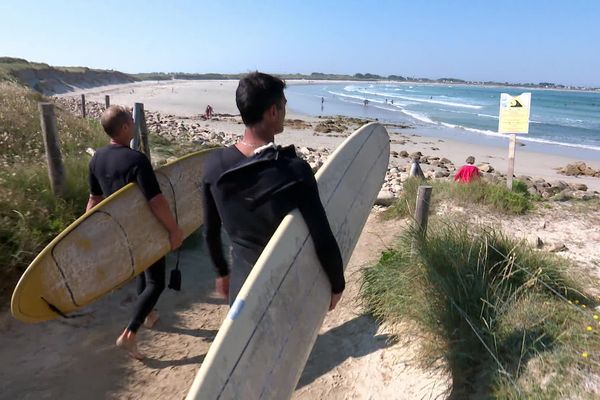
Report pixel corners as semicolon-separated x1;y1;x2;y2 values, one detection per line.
1;0;599;86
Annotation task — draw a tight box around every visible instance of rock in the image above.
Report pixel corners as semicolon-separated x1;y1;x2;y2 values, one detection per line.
527;187;539;197
299;146;311;156
375;191;395;206
409;151;422;160
389;167;399;174
528;235;544;249
567;162;600;177
391;151;399;158
478;163;494;173
440;157;452;164
548;243;568;253
571;183;588;191
552;189;573;201
399;150;409;157
549;180;568;190
572;190;594;200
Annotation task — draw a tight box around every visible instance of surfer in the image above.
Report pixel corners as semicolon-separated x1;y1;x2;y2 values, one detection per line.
86;105;184;360
202;72;345;311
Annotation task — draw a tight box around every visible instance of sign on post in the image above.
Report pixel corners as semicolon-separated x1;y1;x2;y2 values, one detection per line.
498;93;531;189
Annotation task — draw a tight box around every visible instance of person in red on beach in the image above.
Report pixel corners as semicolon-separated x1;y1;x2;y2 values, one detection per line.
454;156;481;183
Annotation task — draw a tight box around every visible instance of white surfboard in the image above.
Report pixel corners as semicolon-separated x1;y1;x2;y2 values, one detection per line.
186;123;390;399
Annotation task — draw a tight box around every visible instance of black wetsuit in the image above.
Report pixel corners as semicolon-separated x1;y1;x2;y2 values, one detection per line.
202;144;344;304
88;144;165;333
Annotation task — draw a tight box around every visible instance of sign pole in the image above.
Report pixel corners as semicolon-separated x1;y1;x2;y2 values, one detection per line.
498;92;531;191
507;134;516;189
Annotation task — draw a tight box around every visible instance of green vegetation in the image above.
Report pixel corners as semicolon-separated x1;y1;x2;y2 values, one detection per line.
362;221;599;398
384;178;534;219
0;82;107;298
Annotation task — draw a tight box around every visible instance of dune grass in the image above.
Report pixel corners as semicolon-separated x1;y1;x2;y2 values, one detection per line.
0;82;108;298
362;220;600;398
384;177;535;219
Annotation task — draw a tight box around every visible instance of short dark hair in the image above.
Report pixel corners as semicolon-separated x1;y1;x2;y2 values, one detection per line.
466;156;475;164
100;105;132;137
236;72;286;126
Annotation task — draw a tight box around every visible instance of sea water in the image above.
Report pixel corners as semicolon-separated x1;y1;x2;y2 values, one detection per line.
285;82;600;160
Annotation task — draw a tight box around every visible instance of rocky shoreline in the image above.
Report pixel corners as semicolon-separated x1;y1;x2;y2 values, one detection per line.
54;97;600;204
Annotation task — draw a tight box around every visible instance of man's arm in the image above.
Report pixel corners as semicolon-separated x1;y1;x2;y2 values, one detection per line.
203;181;230;299
148;194;183;250
295;166;345;310
135;157;183;250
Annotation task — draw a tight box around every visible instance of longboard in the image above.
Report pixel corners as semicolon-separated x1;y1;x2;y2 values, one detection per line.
11;148;217;323
186;123;390;399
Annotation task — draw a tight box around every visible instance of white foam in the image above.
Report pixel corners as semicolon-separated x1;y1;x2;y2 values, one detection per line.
401;110;435;124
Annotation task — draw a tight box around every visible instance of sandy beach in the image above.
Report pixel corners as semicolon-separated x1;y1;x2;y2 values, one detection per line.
63;80;600;192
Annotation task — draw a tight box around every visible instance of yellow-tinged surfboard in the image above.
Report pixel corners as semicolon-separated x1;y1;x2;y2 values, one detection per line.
11;148;217;323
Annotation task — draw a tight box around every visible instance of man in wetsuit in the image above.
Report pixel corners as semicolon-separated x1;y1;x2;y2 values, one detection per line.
87;105;183;360
202;72;345;310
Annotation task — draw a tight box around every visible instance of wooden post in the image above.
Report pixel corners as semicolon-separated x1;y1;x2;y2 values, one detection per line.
81;94;86;118
105;95;110;109
39;103;65;197
414;185;433;238
140;107;151;163
132;103;143;151
507;134;516;190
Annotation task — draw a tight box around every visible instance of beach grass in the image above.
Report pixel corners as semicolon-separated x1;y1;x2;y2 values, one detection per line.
362;220;600;398
383;177;534;219
0;82;107;298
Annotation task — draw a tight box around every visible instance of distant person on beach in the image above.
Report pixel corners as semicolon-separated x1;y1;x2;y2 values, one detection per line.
204;105;214;119
87;106;183;360
363;99;369;106
410;155;425;179
202;72;345;310
454;155;481;183
321;96;325;112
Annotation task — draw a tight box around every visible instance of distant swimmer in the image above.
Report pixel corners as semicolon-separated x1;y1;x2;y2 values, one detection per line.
363;99;369;106
391;99;394;105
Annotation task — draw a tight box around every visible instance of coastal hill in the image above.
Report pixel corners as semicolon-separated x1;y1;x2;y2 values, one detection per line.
2;57;597;95
0;57;136;95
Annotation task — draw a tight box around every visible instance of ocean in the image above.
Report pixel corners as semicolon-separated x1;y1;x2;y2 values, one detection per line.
285;82;600;160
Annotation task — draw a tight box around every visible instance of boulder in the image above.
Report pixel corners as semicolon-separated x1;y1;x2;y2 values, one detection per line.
478;163;494;173
375;191;395;206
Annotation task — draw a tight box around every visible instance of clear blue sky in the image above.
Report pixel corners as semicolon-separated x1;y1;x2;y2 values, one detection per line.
1;0;599;86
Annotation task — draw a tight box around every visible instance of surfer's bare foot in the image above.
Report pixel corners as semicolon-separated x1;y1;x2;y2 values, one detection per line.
116;330;145;360
144;310;159;329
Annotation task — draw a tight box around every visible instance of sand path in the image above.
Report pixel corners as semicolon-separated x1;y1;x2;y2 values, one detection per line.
0;213;448;400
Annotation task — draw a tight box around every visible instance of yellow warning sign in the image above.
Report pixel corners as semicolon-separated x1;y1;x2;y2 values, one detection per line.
498;93;531;134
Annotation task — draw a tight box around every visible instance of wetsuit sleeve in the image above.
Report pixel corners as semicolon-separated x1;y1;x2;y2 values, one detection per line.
203;181;229;277
134;156;162;200
296;165;345;294
88;157;103;196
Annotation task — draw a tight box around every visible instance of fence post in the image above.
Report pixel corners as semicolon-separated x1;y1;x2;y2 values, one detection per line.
105;95;110;109
140;108;151;162
414;185;433;238
39;103;66;197
132;103;143;151
81;94;86;118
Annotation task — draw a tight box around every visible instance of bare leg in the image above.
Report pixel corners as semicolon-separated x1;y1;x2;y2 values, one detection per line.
144;309;160;329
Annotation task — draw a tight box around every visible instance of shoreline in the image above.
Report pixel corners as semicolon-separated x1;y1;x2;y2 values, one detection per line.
58;80;600;192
